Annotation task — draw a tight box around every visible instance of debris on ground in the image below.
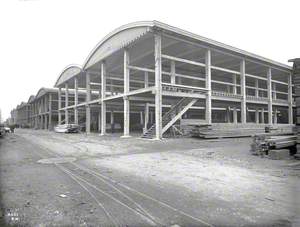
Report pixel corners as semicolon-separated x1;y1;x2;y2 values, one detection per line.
58;194;67;198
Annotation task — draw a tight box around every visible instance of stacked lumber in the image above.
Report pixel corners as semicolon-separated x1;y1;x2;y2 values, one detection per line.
250;133;296;156
191;124;294;139
191;125;264;139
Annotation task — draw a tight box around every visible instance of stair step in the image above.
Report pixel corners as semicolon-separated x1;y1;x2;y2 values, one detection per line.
141;97;195;139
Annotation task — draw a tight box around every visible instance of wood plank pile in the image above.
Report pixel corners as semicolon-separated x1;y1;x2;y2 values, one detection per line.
289;58;300;155
250;133;296;156
191;125;266;139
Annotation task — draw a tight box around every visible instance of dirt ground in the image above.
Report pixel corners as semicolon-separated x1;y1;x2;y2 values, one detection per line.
0;129;299;226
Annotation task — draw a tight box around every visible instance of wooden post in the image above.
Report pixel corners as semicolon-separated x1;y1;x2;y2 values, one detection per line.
144;103;149;133
98;111;101;132
140;111;143;125
205;49;212;124
255;108;259;124
233;107;238;124
41;115;44;129
111;111;115;133
48;93;52;130
273;83;277;100
255;79;259;98
123;49;130;137
65;83;69;124
240;59;246;124
74;77;78;124
154;33;162;139
86;72;91;134
171;60;176;84
101;62;106;135
267;68;273;125
58;87;62;124
274;109;277;124
233;74;237;95
261;108;265;124
44;114;47;129
288;73;293;124
226;107;231;123
144;71;149;88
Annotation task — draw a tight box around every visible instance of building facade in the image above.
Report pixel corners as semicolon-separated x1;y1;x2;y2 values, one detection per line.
11;21;295;139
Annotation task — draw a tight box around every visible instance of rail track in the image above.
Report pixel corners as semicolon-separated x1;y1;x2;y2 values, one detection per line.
28;135;213;227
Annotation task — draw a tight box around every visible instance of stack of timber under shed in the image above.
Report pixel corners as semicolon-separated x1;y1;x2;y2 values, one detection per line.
289;58;300;152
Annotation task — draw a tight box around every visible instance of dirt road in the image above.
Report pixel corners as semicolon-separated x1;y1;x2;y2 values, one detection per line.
0;129;299;226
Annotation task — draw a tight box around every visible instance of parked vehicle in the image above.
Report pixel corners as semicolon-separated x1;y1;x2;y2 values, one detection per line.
0;124;5;138
4;127;11;133
54;124;80;133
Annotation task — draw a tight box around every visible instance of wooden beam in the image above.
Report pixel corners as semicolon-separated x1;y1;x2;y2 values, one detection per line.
162;54;206;68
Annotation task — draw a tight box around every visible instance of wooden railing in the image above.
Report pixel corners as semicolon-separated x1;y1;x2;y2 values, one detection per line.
212;91;242;99
162;83;208;94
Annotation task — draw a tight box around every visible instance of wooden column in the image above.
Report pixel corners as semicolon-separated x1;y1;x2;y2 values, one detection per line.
41;115;44;129
170;60;176;84
205;49;212;124
144;103;149;133
123;49;130;137
44;114;47;129
273;83;277;100
98;111;101;133
65;83;69;124
274;109;277;124
58;87;62;124
48;93;52;130
226;107;231;123
267;68;273;124
261;108;265;124
255;108;259;124
255;79;259;98
154;33;162;139
86;72;91;134
240;59;246;124
140;111;143;125
233;74;237;95
288;73;293;124
101;62;106;135
233;107;238;124
74;77;78;124
144;71;149;88
110;111;114;133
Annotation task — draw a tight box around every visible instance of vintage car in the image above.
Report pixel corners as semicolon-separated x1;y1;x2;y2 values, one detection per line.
54;124;80;133
0;124;5;137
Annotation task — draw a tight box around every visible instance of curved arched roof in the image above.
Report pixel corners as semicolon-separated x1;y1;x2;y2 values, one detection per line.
28;95;35;103
54;64;82;87
83;21;154;70
83;20;291;71
35;87;58;100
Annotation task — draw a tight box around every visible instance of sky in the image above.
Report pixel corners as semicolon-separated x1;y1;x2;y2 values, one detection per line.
0;0;299;121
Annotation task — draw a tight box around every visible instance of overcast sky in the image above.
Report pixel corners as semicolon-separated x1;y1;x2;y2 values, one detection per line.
0;0;299;120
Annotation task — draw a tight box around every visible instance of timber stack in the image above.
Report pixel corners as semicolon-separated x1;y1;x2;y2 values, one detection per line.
250;133;297;156
289;58;300;158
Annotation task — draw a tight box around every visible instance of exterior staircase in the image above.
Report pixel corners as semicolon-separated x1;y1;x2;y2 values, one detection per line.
141;97;198;139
